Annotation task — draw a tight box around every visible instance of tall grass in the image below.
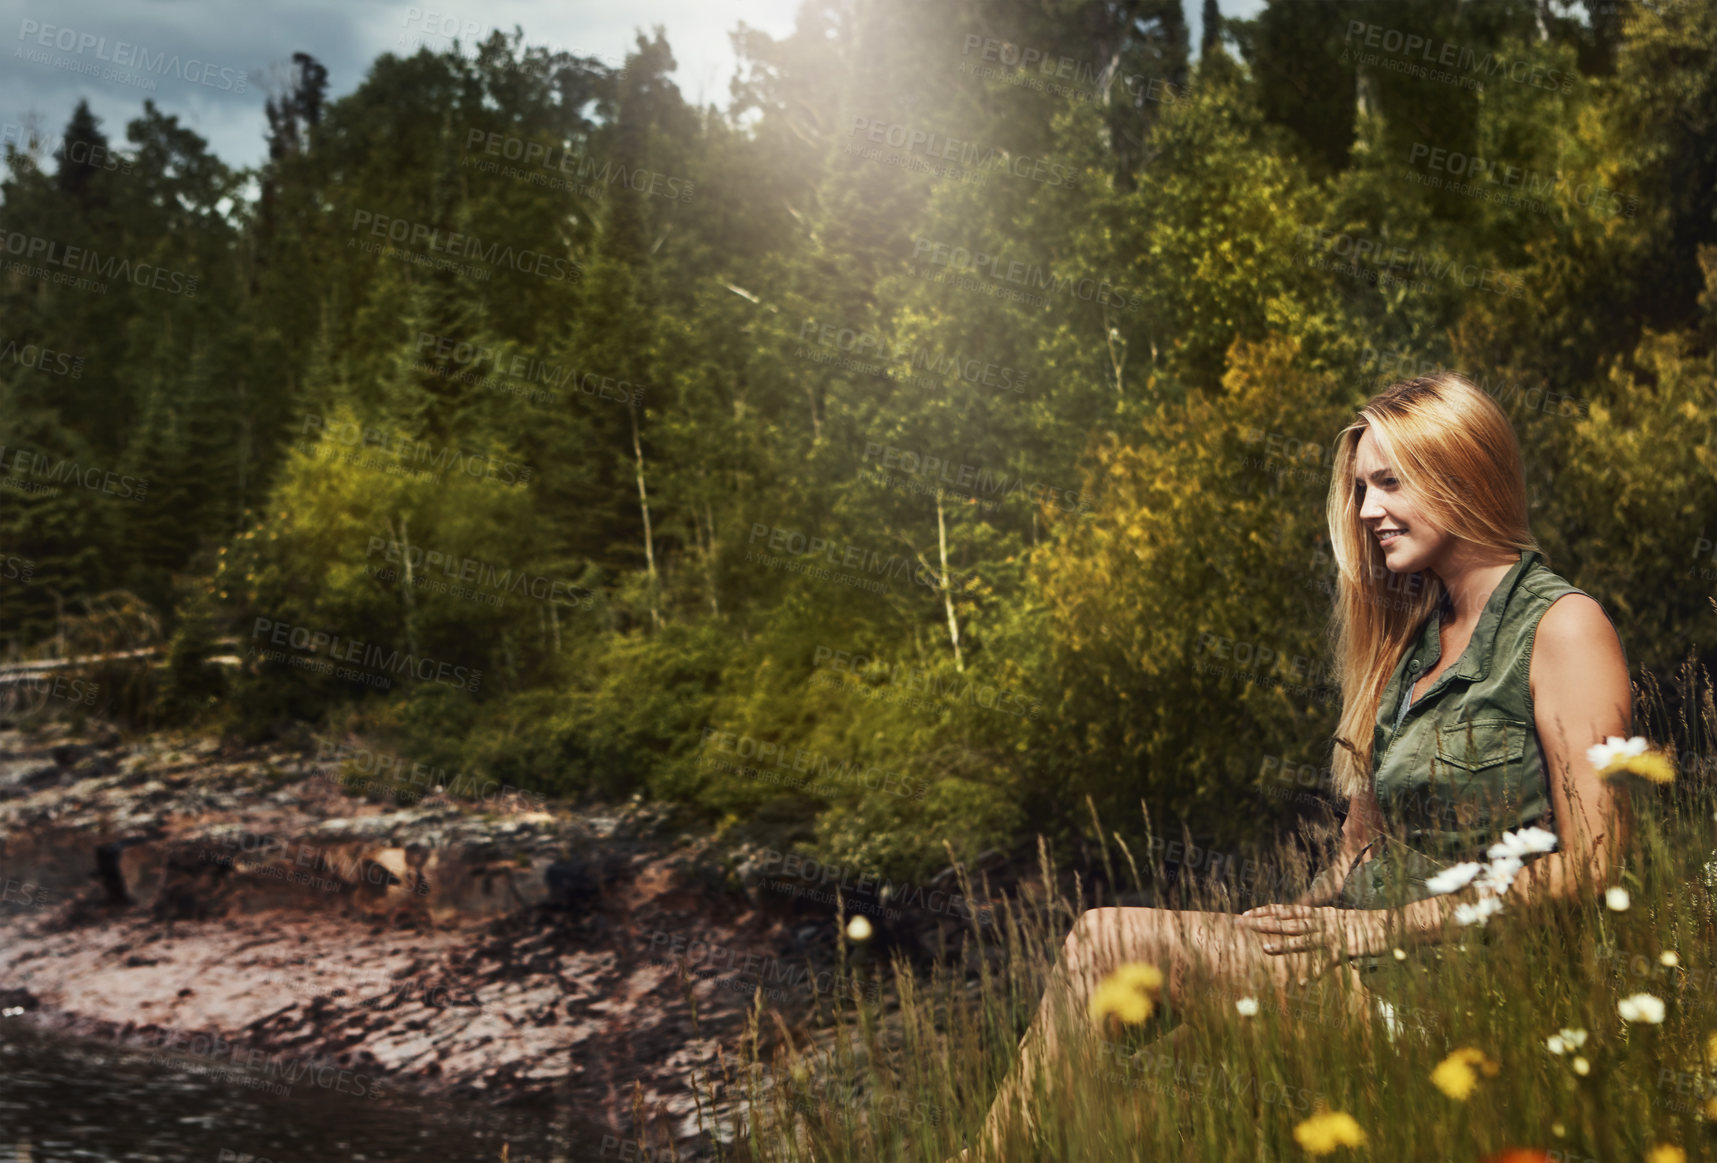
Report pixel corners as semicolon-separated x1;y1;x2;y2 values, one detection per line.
671;651;1716;1163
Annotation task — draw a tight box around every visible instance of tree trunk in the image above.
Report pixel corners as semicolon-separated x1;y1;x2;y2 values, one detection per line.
629;400;663;629
936;494;964;673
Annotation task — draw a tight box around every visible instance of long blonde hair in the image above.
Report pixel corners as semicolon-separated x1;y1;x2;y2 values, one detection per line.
1325;373;1541;801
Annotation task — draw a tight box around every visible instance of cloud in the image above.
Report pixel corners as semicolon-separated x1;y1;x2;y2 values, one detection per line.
0;0;798;170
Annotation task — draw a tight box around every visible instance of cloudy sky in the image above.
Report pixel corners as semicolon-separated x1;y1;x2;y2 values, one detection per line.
1;0;1263;172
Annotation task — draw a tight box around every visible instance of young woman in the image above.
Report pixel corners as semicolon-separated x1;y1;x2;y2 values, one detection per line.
959;373;1632;1159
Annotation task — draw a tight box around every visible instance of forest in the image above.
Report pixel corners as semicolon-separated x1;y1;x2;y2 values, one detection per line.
2;0;1713;885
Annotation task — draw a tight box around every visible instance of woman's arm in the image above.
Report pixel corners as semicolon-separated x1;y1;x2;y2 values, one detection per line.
1507;593;1633;905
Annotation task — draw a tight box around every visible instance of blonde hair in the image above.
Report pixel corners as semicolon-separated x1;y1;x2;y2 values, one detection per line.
1324;373;1541;801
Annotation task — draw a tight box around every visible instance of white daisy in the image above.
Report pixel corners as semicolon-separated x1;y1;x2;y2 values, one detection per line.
1426;862;1484;896
1235;996;1259;1017
1488;826;1559;859
1617;993;1665;1024
1605;887;1630;912
1587;736;1648;773
1454;896;1504;927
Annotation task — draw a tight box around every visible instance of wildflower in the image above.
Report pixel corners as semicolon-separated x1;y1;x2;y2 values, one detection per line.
1702;1097;1717;1121
1430;1047;1499;1100
1587;735;1675;783
1618;993;1666;1024
1482;1153;1555;1163
1571;1056;1589;1076
1375;998;1403;1043
1551;1122;1566;1137
1645;1146;1685;1163
845;915;872;942
1392;947;1407;961
1235;996;1259;1017
1546;1029;1586;1055
1705;1031;1717;1069
1426;862;1484;895
1089;962;1164;1028
1487;826;1559;859
1477;855;1525;894
1661;951;1680;967
1291;1110;1367;1156
1454;896;1505;927
1605;887;1630;911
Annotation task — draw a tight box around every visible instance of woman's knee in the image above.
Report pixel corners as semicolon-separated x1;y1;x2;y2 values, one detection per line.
1062;906;1169;976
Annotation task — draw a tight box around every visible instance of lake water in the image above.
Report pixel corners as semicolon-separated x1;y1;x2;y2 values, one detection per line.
0;1022;600;1162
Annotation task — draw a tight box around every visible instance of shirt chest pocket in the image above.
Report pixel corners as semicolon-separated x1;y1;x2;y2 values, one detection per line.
1429;718;1530;830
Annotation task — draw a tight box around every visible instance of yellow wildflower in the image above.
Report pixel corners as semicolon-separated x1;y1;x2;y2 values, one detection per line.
1430;1047;1499;1100
1089;961;1164;1028
1645;1146;1685;1163
1292;1110;1367;1156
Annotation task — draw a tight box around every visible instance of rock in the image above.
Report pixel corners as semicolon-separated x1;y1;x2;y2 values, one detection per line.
0;987;39;1011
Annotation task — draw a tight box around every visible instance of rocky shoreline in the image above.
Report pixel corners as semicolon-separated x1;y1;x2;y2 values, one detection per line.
0;723;992;1156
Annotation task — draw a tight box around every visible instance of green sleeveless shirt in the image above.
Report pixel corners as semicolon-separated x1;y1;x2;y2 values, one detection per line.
1336;549;1596;911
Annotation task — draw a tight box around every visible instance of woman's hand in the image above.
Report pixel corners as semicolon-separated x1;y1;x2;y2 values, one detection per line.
1234;904;1390;966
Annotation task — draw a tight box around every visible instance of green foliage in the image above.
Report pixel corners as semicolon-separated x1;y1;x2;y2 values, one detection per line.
2;0;1714;878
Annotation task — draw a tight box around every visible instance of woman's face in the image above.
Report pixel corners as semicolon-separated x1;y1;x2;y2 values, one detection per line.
1352;426;1451;574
